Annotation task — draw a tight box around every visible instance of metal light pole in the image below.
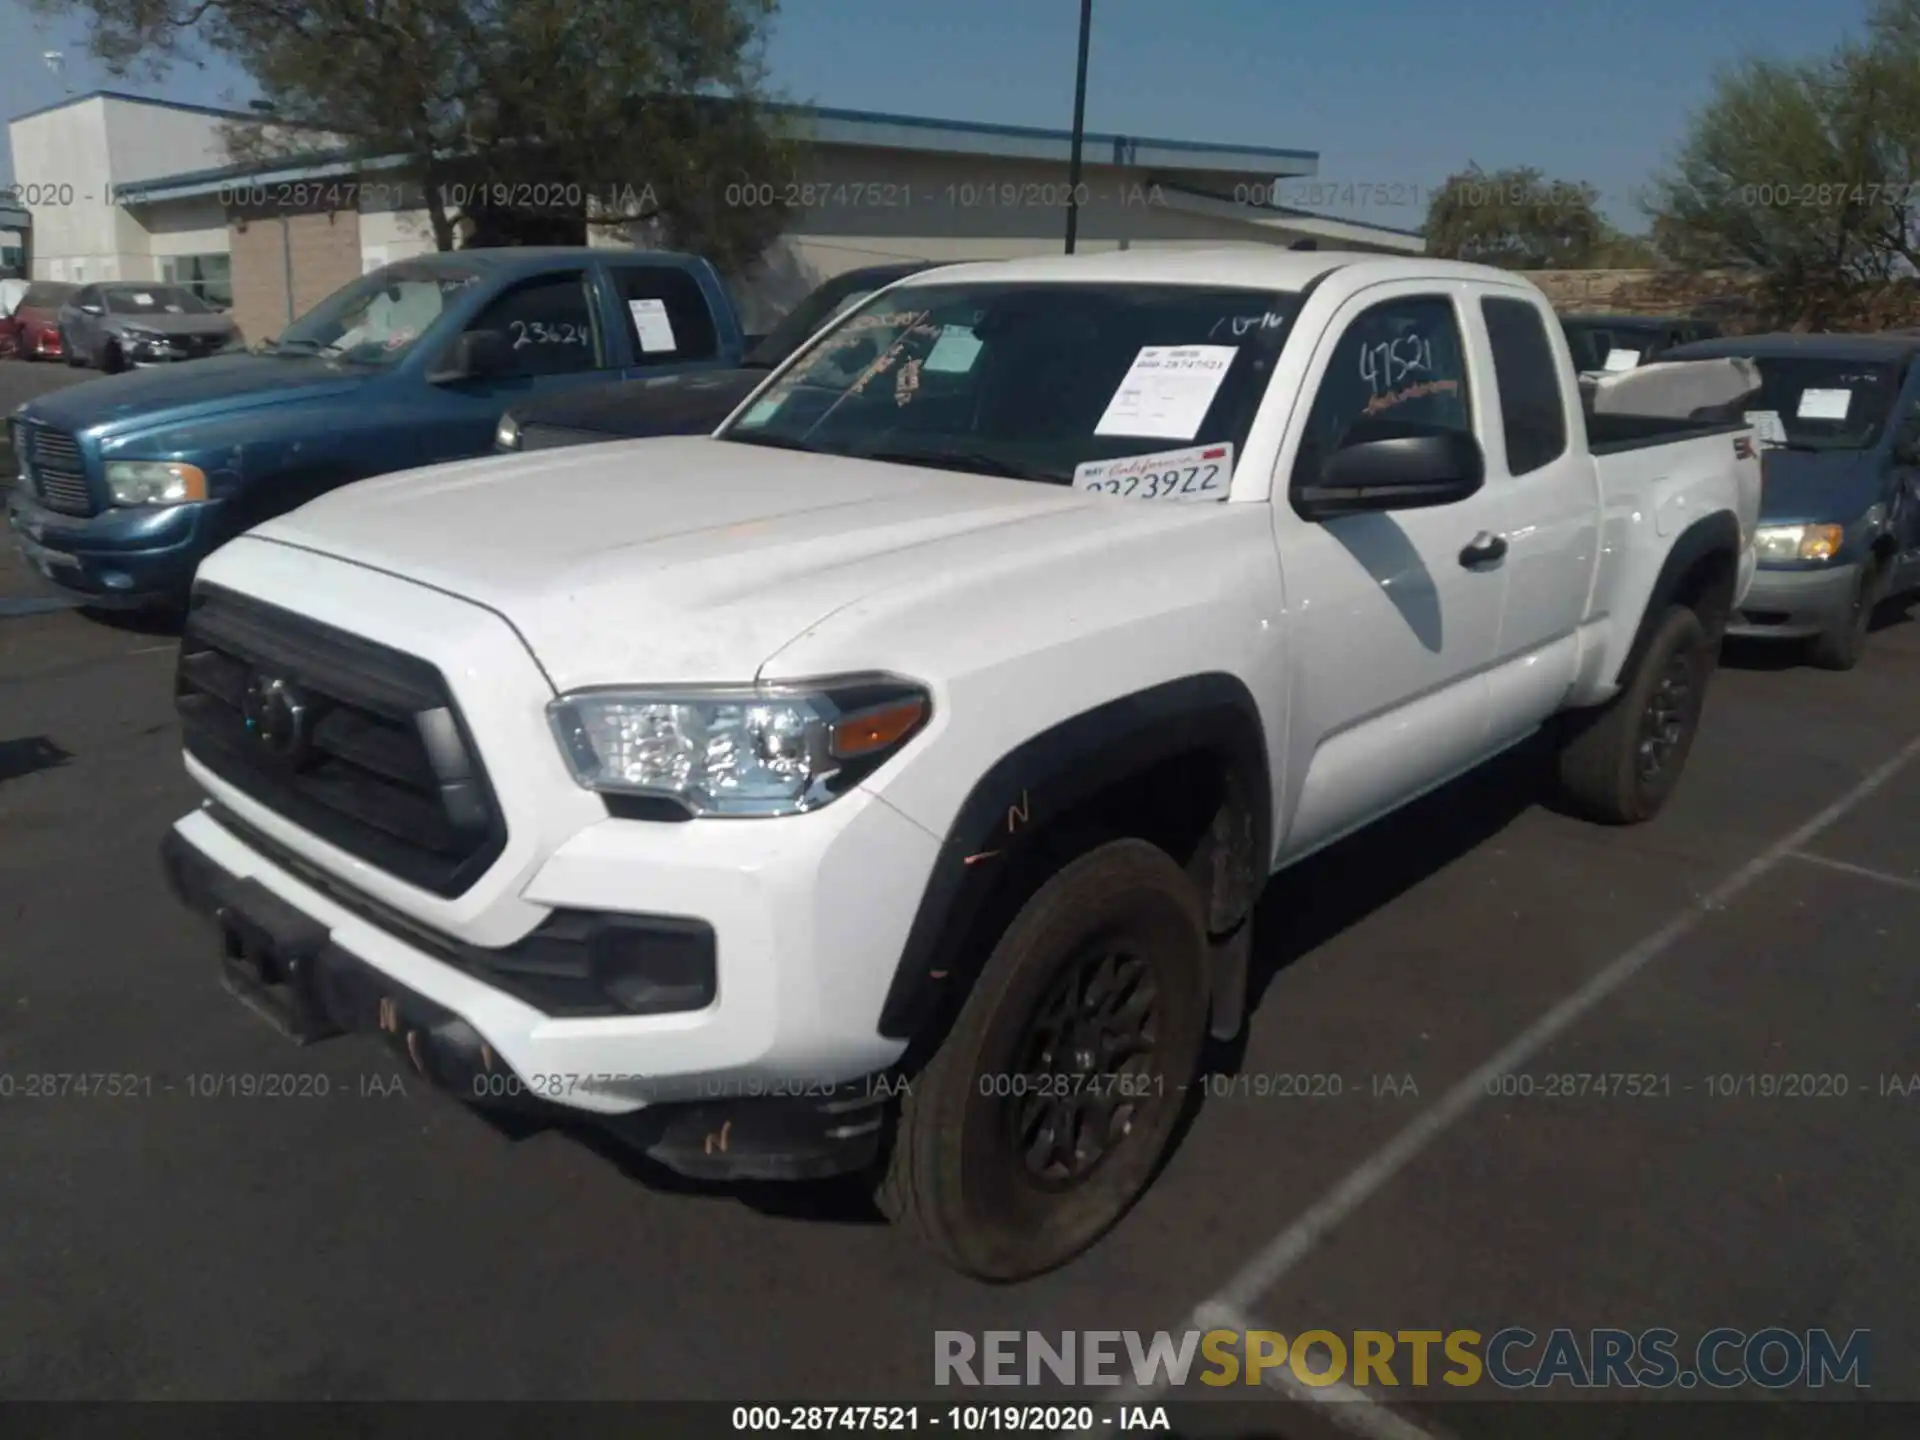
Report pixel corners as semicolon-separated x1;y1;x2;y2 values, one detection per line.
1063;0;1092;254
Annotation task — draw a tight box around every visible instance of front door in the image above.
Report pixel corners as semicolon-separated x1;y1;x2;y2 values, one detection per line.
413;270;624;463
1273;282;1509;860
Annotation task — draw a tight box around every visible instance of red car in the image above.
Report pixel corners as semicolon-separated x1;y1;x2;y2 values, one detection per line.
11;281;77;361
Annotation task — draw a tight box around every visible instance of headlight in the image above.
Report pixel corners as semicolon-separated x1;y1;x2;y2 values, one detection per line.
548;677;931;816
494;414;521;451
104;459;208;506
1753;523;1844;562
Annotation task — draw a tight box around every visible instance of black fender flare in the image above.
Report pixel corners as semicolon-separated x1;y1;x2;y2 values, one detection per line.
875;672;1272;1044
1613;509;1742;685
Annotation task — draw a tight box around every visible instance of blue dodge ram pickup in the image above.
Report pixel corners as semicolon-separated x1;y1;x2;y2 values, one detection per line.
7;246;742;610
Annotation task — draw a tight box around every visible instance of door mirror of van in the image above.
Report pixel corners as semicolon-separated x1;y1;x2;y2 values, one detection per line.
1295;428;1486;521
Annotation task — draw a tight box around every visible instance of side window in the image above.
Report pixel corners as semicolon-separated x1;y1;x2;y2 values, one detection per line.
1481;296;1569;476
73;286;96;310
612;265;719;365
465;273;601;376
1291;295;1472;490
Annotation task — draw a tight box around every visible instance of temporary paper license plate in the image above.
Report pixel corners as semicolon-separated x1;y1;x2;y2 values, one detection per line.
1072;443;1233;503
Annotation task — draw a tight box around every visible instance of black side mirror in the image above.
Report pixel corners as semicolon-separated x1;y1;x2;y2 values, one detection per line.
1295;429;1486;521
431;328;511;383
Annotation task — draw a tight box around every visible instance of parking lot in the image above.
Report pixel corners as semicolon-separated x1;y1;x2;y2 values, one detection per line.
4;355;1920;1432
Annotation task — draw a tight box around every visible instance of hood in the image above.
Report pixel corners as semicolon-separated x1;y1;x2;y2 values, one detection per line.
514;368;764;438
106;312;238;340
248;435;1198;690
22;354;368;436
1758;448;1885;524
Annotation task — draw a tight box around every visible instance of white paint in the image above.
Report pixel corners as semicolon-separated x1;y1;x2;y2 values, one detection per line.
1789;849;1920;894
163;256;1766;1218
1202;732;1920;1316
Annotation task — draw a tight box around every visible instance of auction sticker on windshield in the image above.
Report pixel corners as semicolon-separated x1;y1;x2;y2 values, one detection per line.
1798;387;1853;420
1073;443;1234;503
1094;345;1237;439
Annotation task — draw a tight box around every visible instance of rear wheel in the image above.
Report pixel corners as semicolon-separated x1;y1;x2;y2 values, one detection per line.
63;333;84;367
1554;603;1712;825
877;838;1209;1281
1808;558;1883;671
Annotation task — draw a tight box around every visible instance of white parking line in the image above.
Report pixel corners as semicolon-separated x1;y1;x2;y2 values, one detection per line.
1194;1301;1452;1440
1204;732;1920;1317
1068;731;1920;1437
1788;849;1920;894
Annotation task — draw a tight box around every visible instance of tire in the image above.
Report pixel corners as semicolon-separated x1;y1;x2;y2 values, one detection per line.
1555;603;1713;825
877;838;1209;1281
100;343;124;375
1808;559;1883;671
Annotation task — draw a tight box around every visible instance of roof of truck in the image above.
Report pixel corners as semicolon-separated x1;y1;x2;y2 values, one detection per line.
1666;332;1920;361
907;249;1515;290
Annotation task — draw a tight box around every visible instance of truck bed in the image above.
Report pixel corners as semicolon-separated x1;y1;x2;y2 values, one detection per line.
1584;410;1750;456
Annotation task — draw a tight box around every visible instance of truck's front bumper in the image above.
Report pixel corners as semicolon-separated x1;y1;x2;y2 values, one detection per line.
6;487;216;608
161;791;936;1181
1725;562;1861;640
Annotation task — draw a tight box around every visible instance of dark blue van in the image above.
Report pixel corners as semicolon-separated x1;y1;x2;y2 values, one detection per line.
6;246;743;610
1666;332;1920;669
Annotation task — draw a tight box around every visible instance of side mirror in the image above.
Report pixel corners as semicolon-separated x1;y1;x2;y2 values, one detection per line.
1295;429;1486;521
79;303;104;316
431;328;511;383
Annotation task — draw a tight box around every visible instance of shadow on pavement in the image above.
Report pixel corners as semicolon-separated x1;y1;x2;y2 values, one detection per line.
0;734;73;784
76;605;186;638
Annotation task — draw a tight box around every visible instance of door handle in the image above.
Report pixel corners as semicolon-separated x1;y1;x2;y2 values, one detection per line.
1459;531;1508;568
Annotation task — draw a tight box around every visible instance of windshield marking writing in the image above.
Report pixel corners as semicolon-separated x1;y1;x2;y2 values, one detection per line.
1359;334;1433;395
895;356;922;407
508;319;589;350
1216;312;1290;339
1364;377;1462;416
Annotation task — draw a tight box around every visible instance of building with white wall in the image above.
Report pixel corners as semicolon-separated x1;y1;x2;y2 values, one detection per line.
9;90;1423;342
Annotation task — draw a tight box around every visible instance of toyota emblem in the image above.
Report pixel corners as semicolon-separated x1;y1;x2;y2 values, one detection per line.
243;673;312;762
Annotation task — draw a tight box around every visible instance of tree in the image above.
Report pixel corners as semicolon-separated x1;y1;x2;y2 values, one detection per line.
1642;1;1920;326
1423;164;1615;268
40;0;802;273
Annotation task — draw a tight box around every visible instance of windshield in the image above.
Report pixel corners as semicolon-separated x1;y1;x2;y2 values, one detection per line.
1740;357;1902;451
269;264;481;363
20;283;75;311
104;286;209;316
744;271;910;368
720;281;1302;488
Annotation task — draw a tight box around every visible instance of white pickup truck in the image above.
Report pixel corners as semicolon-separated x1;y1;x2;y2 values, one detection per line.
161;250;1760;1281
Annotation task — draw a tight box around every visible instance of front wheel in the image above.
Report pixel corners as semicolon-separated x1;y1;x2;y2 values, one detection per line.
877;838;1209;1281
1554;603;1712;825
1808;559;1882;671
100;343;125;375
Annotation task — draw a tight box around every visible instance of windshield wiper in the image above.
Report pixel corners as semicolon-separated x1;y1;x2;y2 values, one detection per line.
722;432;833;454
855;447;1066;483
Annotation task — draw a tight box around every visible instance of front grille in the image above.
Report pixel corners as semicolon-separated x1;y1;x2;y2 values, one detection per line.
176;585;508;898
26;427;94;516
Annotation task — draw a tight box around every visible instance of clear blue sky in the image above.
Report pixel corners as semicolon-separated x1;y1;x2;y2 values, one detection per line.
0;0;1877;232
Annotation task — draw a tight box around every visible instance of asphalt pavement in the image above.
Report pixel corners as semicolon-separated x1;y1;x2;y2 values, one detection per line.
3;355;1920;1432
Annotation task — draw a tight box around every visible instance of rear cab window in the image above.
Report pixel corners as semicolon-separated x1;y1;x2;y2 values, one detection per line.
1481;295;1569;475
611;264;719;366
